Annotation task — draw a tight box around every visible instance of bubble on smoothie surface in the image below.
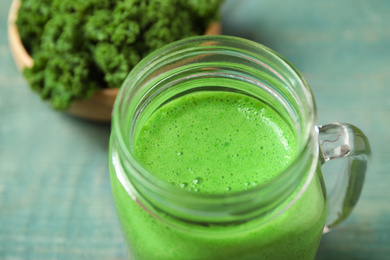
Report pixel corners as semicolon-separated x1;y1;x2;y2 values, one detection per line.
134;91;297;194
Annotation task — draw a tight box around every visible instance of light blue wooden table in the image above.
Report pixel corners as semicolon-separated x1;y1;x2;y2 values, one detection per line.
1;0;388;259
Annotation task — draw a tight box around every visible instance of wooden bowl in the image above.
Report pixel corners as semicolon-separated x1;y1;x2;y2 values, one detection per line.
8;0;221;122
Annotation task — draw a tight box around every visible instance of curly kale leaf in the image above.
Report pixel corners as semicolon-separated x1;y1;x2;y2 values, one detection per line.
181;0;224;19
17;0;224;110
41;13;84;53
22;11;99;110
93;43;140;88
24;51;100;110
16;0;52;54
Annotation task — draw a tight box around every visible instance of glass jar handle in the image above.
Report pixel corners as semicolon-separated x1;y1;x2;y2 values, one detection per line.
318;123;371;233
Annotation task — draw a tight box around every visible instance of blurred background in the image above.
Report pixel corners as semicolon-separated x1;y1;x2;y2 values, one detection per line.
1;0;389;259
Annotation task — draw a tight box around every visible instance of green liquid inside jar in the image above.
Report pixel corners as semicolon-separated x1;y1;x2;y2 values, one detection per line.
134;91;297;194
109;90;327;259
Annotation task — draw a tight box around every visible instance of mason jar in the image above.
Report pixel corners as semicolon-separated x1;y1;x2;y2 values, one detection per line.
109;35;371;260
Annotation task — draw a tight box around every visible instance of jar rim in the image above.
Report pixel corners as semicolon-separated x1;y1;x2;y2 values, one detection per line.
111;35;318;224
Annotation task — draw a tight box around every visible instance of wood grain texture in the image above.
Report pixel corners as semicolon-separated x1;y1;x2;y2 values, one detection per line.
0;0;388;259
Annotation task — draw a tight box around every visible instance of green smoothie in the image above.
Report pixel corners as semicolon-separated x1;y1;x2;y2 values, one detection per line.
135;91;296;193
109;91;327;259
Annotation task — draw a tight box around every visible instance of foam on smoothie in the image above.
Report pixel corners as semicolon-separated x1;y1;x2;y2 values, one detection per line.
134;91;297;194
110;90;327;259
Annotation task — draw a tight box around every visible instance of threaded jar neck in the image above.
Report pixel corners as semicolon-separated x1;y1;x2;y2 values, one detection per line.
111;36;318;227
